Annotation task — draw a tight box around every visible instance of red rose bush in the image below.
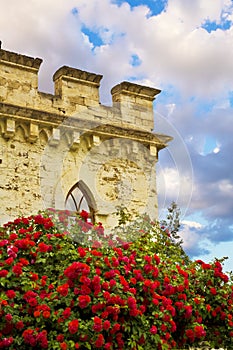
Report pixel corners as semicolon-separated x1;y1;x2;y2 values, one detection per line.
0;210;232;349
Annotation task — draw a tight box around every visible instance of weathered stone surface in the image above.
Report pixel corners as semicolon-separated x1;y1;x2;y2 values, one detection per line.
0;47;172;227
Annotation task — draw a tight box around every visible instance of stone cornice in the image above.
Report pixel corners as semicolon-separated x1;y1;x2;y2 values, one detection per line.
0;102;172;150
92;124;172;150
0;102;67;127
53;66;103;86
0;49;42;70
111;81;161;101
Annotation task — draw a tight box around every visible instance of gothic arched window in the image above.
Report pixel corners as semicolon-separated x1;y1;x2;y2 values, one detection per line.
65;181;96;223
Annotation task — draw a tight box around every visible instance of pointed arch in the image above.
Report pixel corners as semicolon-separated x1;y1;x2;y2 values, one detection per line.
62;129;72;147
15;124;27;140
39;129;49;145
65;180;96;223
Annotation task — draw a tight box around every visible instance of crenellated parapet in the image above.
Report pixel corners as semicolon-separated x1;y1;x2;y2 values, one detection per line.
0;48;161;131
0;46;172;227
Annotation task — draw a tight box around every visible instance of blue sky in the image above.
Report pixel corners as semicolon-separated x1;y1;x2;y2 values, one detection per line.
113;0;168;15
1;0;233;271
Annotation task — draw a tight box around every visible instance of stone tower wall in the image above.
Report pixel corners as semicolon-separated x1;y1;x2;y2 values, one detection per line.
0;48;171;227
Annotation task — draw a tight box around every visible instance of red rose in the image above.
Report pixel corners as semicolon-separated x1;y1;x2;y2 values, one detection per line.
38;242;51;253
57;283;69;297
28;297;38;307
93;316;102;332
110;323;120;334
12;264;23;276
68;319;79;334
56;334;64;342
5;313;13;322
0;269;9;277
80;210;89;221
77;247;86;257
30;273;39;281
95;334;104;348
150;325;158;334
6;290;16;299
210;287;217;295
60;342;67;350
186;329;195;342
0;239;9;247
154;254;160;265
63;307;71;319
103;320;111;330
194;325;206;338
160;324;167;332
9;233;18;240
16;320;24;330
78;295;91;309
19;258;29;266
202;263;211;269
34;310;40;318
5;257;14;265
184;305;192;318
42;311;50;318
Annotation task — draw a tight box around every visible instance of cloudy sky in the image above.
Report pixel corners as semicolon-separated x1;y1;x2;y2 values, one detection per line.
1;0;233;271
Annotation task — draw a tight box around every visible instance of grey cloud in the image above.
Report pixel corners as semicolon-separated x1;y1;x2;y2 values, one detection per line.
184;243;210;258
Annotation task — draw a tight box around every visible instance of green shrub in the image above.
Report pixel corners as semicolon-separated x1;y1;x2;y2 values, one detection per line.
0;210;232;349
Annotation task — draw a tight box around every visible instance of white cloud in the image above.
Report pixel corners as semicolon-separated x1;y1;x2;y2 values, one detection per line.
179;224;203;251
182;220;203;229
157;167;194;216
218;179;233;196
1;0;233;99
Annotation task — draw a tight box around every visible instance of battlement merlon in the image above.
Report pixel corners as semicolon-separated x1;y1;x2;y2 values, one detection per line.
53;66;103;107
111;81;161;103
0;49;42;70
111;82;161;131
0;49;42;88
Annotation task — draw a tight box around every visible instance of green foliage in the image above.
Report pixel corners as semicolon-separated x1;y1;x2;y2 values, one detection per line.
115;206;132;226
160;202;181;242
0;210;232;349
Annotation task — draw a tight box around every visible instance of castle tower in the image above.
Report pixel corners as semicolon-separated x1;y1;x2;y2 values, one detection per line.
0;47;171;227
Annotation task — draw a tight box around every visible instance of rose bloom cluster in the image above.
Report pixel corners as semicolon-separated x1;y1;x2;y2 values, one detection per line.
0;210;233;349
